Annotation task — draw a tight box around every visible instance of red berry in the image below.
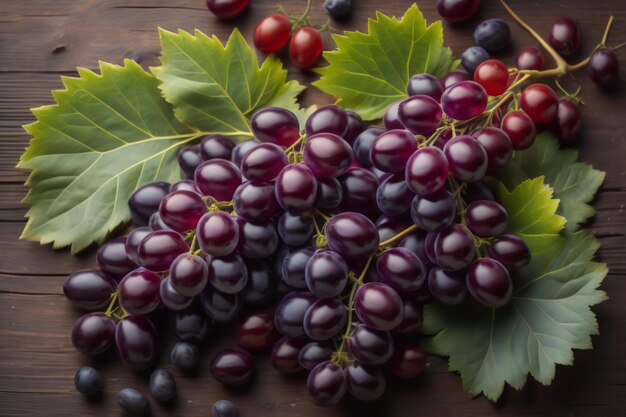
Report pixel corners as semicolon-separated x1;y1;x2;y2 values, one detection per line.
206;0;249;19
254;14;292;54
501;111;536;150
520;84;559;125
515;46;545;71
474;59;509;96
548;99;582;143
289;27;323;70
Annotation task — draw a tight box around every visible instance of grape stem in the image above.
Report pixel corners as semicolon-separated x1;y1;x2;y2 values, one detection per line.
104;291;119;318
332;255;375;367
188;233;197;255
379;224;418;247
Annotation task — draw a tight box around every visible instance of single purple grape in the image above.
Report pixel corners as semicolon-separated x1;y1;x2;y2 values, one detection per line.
398;95;443;136
210;348;255;386
72;312;116;355
194;159;242;201
196;211;239;257
170;253;209;297
443;135;488;182
233;181;278;222
274;291;317;338
487;234;531;270
434;224;476;271
427;267;467;305
200;286;243;322
118;267;162;315
271;336;306;374
345;362;386;401
325;212;380;259
97;236;137;279
207;252;248;294
63;270;117;310
347;324;394;365
305;105;349;137
304;133;354;178
353;127;386;167
240;142;288;182
410;188;456;232
115;315;158;370
407;73;444;101
307;361;347;407
376;247;425;293
405;147;449;196
370;129;418;173
128;181;170;225
136;230;189;272
250;107;300;148
303;297;348;341
177;145;203;179
159;190;207;233
200;134;235;161
275;164;318;213
354;282;403;331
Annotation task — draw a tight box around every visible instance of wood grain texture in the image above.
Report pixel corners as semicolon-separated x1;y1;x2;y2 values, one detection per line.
0;0;625;416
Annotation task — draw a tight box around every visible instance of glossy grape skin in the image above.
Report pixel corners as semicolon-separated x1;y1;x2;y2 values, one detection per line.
194;159;242;201
137;230;189;272
407;73;444;101
171;341;199;370
299;342;332;370
277;246;313;289
115;315;158;370
314;177;343;209
516;46;545;71
206;0;248;19
149;212;172;232
376;173;413;216
461;46;490;75
465;200;508;237
236;311;278;350
275;164;318;213
473;18;511;52
237;219;279;259
161;279;193;313
410;188;456;232
501;111;537;150
466;258;512;308
200;135;235;161
233;181;278;222
170;179;201;195
159;190;207;233
436;0;480;22
307;361;347;407
394;298;424;336
289;27;323;70
376;248;426;293
213;400;239;417
125;227;152;265
398;95;443;136
353;127;386;167
375;215;411;243
278;212;314;246
549;17;581;57
338;168;380;216
371;129;418;172
72;312;116;355
210;348;254;386
347;324;394;365
304;133;353;177
440;71;470;89
385;344;427;379
405;147;449;196
548;99;582;143
169;254;208;297
471;127;512;173
303;298;347;341
128;181;170;226
397;229;428;261
434;224;476;271
254;13;292;54
443;135;488;183
97;236;137;279
207;252;248;294
304;249;348;298
200;286;243;322
589;48;620;88
487;234;531;270
149;368;176;403
196;211;239;257
118;268;162;315
325;212;380;259
474;59;509;96
427;267;467;305
354;282;403;331
178;145;203;179
271;336;306;374
305;105;349;137
345;363;386;401
521;84;559;125
243;260;275;307
344;111;365;144
441;81;488;121
117;388;150;417
240;143;288;182
424;232;439;265
274;291;316;338
383;101;405;130
64;270;117;310
231;139;260;168
74;367;102;396
175;307;209;344
251;107;300;148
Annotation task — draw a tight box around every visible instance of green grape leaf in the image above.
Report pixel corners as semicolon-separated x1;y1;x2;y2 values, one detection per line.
499;133;605;233
313;4;459;120
422;177;607;402
152;28;305;136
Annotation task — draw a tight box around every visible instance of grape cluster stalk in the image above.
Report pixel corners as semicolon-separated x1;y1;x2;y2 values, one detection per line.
63;0;622;410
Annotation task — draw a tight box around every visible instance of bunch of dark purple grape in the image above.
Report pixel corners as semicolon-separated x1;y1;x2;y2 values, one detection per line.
64;66;537;407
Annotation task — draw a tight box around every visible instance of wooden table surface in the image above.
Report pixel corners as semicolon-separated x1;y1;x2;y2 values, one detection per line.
1;0;625;416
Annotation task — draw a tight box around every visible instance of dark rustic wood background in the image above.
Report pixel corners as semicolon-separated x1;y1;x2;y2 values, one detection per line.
1;0;625;416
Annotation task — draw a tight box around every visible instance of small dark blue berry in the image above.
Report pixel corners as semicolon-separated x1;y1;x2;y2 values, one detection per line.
175;308;209;344
117;388;150;417
149;368;177;403
474;19;511;52
74;366;102;396
171;341;200;370
324;0;352;19
213;400;240;417
461;46;490;74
